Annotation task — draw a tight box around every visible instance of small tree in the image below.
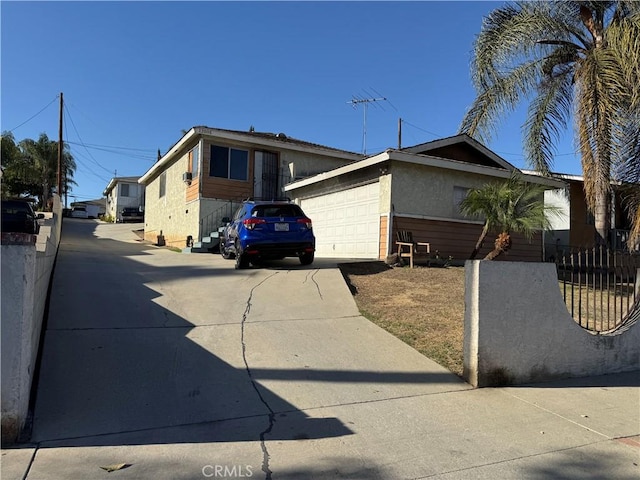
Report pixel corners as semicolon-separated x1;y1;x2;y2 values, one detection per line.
460;173;561;260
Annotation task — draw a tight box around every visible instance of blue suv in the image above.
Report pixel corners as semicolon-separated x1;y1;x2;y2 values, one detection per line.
220;200;315;269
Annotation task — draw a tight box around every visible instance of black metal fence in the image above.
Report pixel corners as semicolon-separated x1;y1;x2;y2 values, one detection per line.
555;247;639;332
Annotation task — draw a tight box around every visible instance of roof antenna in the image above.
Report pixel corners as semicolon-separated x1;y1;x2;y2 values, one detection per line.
347;94;386;155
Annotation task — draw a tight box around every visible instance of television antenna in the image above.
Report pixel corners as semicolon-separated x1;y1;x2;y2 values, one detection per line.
347;91;388;155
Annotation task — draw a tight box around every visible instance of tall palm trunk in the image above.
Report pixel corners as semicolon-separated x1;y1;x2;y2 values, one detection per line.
593;187;611;245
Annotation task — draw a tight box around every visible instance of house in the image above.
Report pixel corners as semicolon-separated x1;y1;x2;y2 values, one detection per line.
284;134;565;262
69;198;106;219
103;176;145;220
523;171;635;257
137;127;363;249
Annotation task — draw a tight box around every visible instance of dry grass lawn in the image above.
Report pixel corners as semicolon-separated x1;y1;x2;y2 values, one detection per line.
339;262;466;377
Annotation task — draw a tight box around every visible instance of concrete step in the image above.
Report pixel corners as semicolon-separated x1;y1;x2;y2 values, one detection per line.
203;232;219;243
184;237;220;254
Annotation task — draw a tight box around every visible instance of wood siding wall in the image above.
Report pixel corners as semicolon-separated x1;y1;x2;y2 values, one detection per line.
391;216;543;263
200;140;253;200
186;178;199;203
379;215;388;259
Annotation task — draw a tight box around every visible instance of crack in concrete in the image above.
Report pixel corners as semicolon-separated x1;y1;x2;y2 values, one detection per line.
303;269;323;300
240;272;279;480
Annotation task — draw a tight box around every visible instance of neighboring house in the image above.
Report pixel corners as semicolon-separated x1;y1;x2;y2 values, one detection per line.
103;176;145;220
284;134;565;262
138;127;364;249
70;198;106;218
523;171;635;257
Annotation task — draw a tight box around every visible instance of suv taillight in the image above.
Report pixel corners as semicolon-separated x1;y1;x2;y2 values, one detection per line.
297;217;312;230
243;218;267;230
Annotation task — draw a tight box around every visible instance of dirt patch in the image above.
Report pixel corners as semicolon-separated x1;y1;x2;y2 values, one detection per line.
339;261;465;377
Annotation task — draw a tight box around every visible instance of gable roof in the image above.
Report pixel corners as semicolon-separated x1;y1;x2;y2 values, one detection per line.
285;146;565;193
400;133;515;171
103;176;142;196
138;126;364;185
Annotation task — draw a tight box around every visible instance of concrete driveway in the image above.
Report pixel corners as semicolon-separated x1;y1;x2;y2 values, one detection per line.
5;219;638;479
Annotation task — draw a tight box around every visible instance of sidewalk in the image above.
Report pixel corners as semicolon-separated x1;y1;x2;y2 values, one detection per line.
2;220;639;479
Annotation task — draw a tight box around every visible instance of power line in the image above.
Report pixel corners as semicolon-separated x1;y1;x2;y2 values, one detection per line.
65;141;156;154
6;95;59;133
63;105;114;175
401;119;442;139
64;141;156;162
400;119;579;157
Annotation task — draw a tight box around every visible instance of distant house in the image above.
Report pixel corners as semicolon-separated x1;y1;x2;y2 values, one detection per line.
103;176;145;220
523;171;635;257
284;134;565;262
70;198;106;219
138;127;363;249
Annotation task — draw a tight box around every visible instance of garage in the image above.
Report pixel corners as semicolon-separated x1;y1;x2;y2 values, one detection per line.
300;182;380;258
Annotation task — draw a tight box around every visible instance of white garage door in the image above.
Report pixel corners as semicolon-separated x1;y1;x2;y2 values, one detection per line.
301;182;380;259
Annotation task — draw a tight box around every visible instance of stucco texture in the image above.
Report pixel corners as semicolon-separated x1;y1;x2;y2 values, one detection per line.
390;163;506;219
464;261;639;387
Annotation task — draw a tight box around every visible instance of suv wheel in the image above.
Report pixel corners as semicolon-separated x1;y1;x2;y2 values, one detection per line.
235;242;250;269
299;252;314;265
220;240;234;259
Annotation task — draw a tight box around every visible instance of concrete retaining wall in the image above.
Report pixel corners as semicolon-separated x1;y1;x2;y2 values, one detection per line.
463;260;640;387
1;196;62;443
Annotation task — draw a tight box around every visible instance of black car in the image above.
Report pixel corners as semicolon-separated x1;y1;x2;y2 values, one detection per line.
1;199;44;234
117;207;144;223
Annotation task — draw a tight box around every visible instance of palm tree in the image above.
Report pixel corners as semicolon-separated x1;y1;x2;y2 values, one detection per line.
18;133;76;209
460;174;560;260
460;1;640;246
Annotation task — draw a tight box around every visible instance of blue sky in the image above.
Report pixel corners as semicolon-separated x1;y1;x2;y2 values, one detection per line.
2;1;582;203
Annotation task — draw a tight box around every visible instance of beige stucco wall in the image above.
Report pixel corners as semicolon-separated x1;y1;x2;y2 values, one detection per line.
144;151;201;248
464;261;640;387
279;150;354;184
390;163;501;219
2;196;62;443
379;173;392;214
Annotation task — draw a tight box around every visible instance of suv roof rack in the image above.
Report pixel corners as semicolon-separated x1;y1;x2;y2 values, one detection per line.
243;196;291;202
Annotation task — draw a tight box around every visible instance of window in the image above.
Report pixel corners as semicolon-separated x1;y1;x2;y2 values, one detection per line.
189;145;199;177
252;205;303;218
159;172;166;198
453;186;470;218
210;145;248;181
120;183;130;197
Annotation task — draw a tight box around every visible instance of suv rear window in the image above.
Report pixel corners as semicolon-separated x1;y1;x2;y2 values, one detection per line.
251;205;304;218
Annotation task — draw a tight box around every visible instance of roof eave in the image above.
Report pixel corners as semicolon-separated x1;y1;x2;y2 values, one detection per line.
139;127;363;185
285;150;566;192
139;128;197;185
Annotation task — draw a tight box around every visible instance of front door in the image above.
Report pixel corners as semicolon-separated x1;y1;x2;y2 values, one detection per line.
254;151;279;200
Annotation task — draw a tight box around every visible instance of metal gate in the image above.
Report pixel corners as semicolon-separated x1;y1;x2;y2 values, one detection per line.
555;247;639;332
254;151;279;200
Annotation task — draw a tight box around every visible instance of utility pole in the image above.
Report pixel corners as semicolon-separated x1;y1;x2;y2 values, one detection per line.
398;118;402;149
347;96;386;155
57;92;63;206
